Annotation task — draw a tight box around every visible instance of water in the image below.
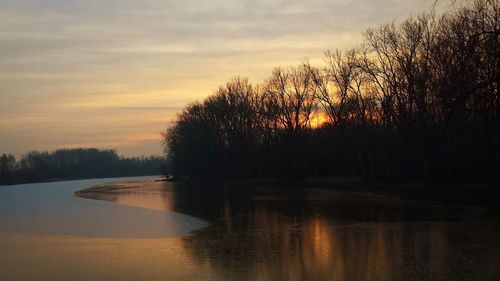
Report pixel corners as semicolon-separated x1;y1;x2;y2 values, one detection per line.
1;178;499;281
0;177;207;237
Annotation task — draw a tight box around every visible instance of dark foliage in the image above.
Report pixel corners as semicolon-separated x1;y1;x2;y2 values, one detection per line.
0;148;165;185
164;1;499;185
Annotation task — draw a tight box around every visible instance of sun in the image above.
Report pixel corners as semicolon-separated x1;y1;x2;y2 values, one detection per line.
309;111;330;128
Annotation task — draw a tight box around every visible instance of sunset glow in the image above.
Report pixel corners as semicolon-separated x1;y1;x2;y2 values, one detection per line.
309;111;330;128
0;0;441;157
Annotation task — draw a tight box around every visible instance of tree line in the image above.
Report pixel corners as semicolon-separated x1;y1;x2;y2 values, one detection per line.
164;0;499;184
0;148;165;185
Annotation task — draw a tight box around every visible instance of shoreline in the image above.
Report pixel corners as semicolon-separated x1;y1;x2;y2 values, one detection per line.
303;177;500;206
75;176;500;207
75;178;165;197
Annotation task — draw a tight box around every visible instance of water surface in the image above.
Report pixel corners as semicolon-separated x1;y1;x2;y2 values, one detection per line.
1;178;499;281
0;177;207;237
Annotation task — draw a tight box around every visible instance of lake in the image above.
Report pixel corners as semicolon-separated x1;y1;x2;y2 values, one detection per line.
1;177;499;281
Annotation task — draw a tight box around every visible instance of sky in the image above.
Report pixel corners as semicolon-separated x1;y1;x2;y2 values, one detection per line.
0;0;441;158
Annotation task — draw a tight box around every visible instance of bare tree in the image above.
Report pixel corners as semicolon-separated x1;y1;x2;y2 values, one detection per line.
264;64;319;135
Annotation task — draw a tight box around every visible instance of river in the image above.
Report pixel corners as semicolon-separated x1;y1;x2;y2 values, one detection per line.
1;177;499;281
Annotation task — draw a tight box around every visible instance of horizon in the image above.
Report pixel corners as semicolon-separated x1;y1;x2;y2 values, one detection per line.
1;0;442;157
3;145;164;160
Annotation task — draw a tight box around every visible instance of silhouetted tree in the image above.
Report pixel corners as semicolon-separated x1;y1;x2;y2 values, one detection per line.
0;154;16;184
163;0;499;185
1;148;165;184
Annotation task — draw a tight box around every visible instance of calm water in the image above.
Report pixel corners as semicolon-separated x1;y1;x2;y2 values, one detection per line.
1;178;500;281
0;177;206;237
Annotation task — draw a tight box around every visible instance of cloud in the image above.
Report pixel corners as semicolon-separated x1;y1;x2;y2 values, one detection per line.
0;0;439;157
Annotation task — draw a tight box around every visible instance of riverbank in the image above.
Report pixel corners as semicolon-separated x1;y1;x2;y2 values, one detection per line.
302;177;500;206
75;178;169;203
153;176;500;206
76;176;500;208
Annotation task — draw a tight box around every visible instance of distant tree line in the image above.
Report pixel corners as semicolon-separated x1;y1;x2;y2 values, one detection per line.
0;148;165;185
164;0;499;184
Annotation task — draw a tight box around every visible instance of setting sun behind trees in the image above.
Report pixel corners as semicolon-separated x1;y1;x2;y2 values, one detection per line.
309;111;330;128
163;0;499;184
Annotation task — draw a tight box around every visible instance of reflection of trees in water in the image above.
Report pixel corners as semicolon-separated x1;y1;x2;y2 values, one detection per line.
77;182;500;280
179;196;456;281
